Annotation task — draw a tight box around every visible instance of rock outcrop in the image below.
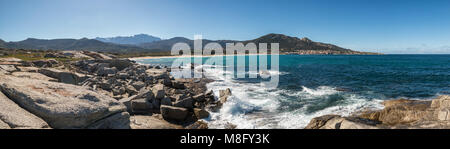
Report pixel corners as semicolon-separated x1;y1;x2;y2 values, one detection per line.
306;95;450;129
0;75;129;129
0;52;231;129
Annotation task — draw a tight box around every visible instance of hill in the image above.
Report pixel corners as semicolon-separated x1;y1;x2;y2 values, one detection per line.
0;38;155;53
0;34;379;55
138;33;373;54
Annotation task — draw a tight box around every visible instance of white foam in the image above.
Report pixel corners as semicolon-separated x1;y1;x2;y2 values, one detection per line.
169;63;384;129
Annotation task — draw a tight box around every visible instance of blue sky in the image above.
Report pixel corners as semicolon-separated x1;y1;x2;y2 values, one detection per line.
1;0;450;54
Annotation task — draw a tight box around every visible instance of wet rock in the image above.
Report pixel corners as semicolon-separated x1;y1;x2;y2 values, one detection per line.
224;122;237;129
305;115;342;129
0;75;128;129
0;90;50;129
193;108;210;119
220;88;232;98
160;105;189;121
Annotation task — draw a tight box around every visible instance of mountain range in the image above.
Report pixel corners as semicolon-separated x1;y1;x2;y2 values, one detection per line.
0;34;375;54
95;34;161;45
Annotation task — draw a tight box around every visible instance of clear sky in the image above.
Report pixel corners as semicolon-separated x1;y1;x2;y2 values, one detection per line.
1;0;450;54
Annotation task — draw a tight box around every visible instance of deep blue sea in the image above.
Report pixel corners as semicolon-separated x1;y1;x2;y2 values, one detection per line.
136;55;450;128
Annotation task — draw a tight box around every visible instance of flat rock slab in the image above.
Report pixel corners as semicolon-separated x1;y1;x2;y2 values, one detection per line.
0;91;49;129
11;72;58;82
130;115;183;129
0;75;129;129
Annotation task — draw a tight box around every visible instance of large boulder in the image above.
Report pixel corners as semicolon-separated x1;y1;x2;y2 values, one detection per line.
0;91;49;129
160;105;189;121
130;115;183;129
152;84;165;99
359;99;433;125
193;108;210;119
131;98;153;114
305;115;379;129
0;75;129;129
174;97;194;109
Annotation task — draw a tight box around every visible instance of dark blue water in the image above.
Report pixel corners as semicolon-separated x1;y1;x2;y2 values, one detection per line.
136;55;450;128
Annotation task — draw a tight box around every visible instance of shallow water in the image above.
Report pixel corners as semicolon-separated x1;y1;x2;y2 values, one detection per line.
136;54;450;128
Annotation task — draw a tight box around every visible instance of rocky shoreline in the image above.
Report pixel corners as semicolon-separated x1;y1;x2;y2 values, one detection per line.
0;51;233;129
1;50;449;129
305;95;450;129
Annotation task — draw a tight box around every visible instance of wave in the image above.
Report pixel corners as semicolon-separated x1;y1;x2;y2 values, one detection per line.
201;63;383;129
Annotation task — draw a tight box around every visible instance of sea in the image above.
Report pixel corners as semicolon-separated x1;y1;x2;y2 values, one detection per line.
135;54;450;129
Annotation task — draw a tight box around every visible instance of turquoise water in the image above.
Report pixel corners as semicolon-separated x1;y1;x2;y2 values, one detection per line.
136;55;450;128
